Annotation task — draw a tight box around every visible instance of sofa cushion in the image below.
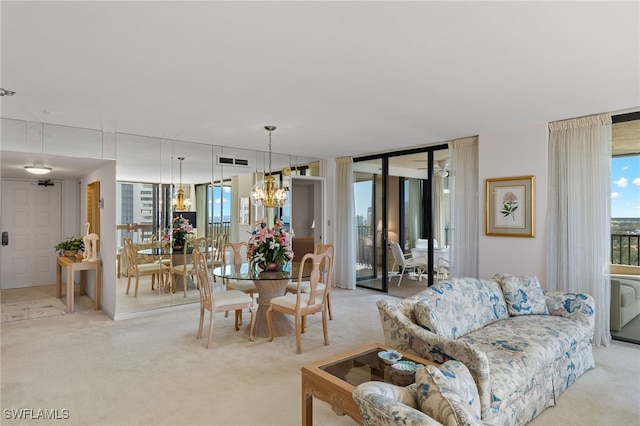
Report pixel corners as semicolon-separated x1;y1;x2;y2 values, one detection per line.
494;273;548;316
458;314;591;414
415;361;482;426
413;278;509;338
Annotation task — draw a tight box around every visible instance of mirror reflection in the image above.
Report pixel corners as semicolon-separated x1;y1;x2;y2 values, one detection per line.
114;134;320;315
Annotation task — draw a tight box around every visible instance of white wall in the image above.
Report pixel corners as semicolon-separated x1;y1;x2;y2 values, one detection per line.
81;162;117;318
478;123;549;283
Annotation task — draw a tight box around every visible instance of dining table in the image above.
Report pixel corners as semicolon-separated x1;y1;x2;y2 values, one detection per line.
211;262;318;338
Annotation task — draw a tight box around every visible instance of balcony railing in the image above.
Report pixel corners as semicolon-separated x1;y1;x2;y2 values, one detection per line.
612;233;640;266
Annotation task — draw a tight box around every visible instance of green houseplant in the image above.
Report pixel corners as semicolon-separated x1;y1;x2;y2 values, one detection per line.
54;237;85;258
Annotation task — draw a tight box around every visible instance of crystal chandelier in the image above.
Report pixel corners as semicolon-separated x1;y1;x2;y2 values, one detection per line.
172;157;192;211
250;126;288;208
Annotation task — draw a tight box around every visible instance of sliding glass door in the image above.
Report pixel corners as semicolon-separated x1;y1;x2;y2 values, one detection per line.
353;145;449;294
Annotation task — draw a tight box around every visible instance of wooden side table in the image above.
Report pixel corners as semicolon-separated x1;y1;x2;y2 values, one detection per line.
301;343;434;425
56;256;101;314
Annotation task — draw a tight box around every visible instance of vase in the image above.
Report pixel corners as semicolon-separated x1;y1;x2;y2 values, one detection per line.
63;249;78;259
173;245;183;252
258;261;281;272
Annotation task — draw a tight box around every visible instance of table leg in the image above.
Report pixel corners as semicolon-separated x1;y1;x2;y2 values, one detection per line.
252;279;295;338
80;270;87;295
56;264;62;298
66;268;74;314
302;376;313;426
95;262;101;310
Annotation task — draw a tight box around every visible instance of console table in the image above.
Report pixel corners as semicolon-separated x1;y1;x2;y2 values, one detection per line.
56;256;101;314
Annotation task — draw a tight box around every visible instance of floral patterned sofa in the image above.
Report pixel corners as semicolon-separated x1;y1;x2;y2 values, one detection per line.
369;275;595;426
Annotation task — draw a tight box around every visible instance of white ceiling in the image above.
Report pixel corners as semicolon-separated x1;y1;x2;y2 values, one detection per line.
1;1;639;170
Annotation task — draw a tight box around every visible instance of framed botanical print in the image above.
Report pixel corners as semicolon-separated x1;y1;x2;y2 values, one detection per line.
486;175;534;237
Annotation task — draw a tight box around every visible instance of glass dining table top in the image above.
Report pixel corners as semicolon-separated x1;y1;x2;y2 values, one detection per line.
211;262;318;281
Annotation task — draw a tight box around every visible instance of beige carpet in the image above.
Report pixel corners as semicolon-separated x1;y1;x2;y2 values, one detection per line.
1;297;66;323
1;287;639;425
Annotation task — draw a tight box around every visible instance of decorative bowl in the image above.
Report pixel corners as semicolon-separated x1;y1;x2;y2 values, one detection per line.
391;360;424;374
377;350;402;364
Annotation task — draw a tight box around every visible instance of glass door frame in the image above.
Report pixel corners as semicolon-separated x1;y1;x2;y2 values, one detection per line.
354;143;448;292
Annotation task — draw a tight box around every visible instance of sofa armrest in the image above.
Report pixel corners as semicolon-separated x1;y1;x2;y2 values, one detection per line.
353;382;443;426
544;291;595;340
376;299;491;409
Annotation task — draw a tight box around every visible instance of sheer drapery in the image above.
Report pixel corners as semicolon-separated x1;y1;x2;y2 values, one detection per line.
434;173;446;249
449;136;479;278
195;183;207;235
335;157;356;289
407;179;422;247
547;113;612;346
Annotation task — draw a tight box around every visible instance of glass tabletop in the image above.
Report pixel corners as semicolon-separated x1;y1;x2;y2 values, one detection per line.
317;347;418;387
211;262;317;281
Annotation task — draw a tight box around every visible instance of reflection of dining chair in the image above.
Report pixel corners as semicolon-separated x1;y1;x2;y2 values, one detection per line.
123;237;168;297
267;252;331;354
192;248;255;349
222;242;257;299
435;257;450;282
171;238;196;297
210;233;228;282
285;243;335;321
389;241;427;287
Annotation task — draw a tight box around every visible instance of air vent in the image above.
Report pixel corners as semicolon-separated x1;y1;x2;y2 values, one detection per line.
216;156;249;167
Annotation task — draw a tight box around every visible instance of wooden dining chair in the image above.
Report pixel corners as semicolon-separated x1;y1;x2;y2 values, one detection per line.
123;237;168;297
171;238;196;297
286;242;335;321
267;251;331;354
210;233;228;282
222;242;257;299
192;248;255;349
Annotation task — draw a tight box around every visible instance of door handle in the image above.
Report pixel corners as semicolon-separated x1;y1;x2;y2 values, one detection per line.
2;231;8;246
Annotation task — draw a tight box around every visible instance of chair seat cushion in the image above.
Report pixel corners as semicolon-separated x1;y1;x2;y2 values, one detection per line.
270;293;317;310
286;281;327;294
227;281;257;293
137;263;165;273
213;290;252;307
172;264;193;273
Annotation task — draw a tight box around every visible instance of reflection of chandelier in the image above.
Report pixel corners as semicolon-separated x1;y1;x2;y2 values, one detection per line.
250;126;288;208
172;157;192;211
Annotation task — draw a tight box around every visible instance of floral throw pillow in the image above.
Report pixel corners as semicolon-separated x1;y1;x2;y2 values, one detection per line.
494;273;549;316
415;361;482;426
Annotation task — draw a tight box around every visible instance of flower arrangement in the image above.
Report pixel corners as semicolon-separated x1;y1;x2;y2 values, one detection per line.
247;217;294;272
501;191;519;221
170;215;194;248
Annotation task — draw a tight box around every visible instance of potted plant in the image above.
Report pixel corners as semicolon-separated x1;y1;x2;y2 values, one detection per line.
54;237;85;258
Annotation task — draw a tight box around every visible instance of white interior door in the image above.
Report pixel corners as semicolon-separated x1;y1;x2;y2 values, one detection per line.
0;180;62;289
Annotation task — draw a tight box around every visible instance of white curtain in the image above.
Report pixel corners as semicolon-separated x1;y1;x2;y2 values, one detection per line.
335;157;357;289
547;113;612;346
407;179;422;247
434;173;446;249
449;136;479;278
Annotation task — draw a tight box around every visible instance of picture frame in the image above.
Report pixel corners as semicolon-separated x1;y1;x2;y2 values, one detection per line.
486;175;535;237
239;196;250;225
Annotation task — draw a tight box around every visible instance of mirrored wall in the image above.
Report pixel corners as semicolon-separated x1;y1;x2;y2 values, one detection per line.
114;133;321;315
0;118;321;317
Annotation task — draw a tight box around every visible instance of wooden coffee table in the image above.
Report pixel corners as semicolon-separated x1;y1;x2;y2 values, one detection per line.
301;343;434;425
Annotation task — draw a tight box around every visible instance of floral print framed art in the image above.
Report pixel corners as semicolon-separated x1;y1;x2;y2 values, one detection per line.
486;175;535;237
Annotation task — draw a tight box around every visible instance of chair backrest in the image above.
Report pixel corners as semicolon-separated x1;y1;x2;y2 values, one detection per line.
212;233;228;262
295;252;331;309
192;248;211;306
223;242;248;266
389;241;406;266
192;237;209;263
123;237;139;274
315;243;335;286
